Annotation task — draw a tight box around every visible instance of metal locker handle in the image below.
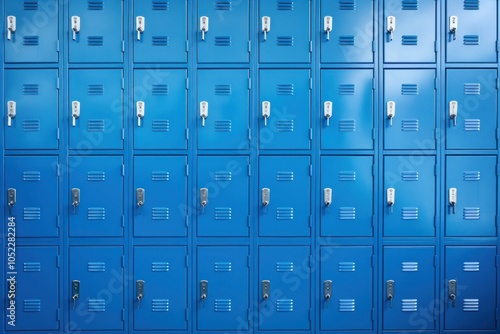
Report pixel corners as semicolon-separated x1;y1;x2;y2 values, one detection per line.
200;188;208;213
200;280;208;300
7;101;16;127
448;279;457;308
450;16;458;40
136;188;145;213
386;280;395;308
136;280;145;308
200;101;208;127
71;280;80;309
136;101;145;127
261;280;270;300
387;188;395;214
449;101;458;126
71;16;80;41
200;16;209;41
262;101;271;126
324;101;332;126
323;280;332;300
262;16;271;41
387;16;395;41
71;188;80;214
136;16;145;41
449;188;457;214
7;188;16;216
7;16;16;40
387;101;395;126
324;16;332;41
324;188;332;207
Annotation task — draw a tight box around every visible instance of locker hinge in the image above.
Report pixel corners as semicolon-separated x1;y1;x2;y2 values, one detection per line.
185;164;189;176
57;128;60;141
121;255;125;267
57;40;60;52
248;40;251;52
309;128;313;140
309;255;313;268
186;41;189;52
309;78;313;90
434;78;438;89
185;308;189;321
122;129;125;140
57;77;60;89
496;41;499;53
248;164;251;176
248;128;251;140
372;78;375;90
186;78;189;90
185;255;189;268
57;308;61;321
122;309;125;321
57;216;60;228
247;215;251;228
122;78;124;89
435;128;438;140
496;216;498;228
308;309;312;321
185;215;189;228
186;128;189;140
309;41;313;52
372;128;375;139
57;255;60;268
247;255;251;267
309;165;313;176
496;78;499;89
372;41;375;52
497;129;500;141
309;215;313;228
497;164;499;175
434;165;437;176
434;41;438;52
371;255;374;268
57;164;60;176
122;41;125;52
121;216;125;228
248;77;251;89
496;255;498;268
122;164;125;176
372;165;375;176
247;309;251;322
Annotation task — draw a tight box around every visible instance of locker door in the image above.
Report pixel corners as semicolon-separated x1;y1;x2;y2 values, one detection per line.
69;0;123;63
5;0;58;63
197;246;249;331
445;246;497;330
384;69;436;150
259;0;310;63
446;69;498;150
197;0;249;63
134;246;188;330
320;246;373;330
446;0;497;62
321;156;374;237
383;0;436;63
383;156;436;237
69;69;123;150
259;156;311;237
4;69;59;150
69;246;124;330
445;156;497;237
259;69;311;150
133;0;187;63
197;70;250;149
320;0;374;63
259;246;311;330
133;69;187;150
133;156;187;237
5;156;59;237
69;156;123;237
12;246;59;331
383;246;435;331
197;156;250;237
321;69;374;150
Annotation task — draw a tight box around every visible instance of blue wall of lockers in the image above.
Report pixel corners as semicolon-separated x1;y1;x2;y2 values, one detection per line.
1;0;499;333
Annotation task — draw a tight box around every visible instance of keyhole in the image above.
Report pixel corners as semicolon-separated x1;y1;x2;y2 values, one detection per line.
137;294;143;308
388;295;393;308
450;294;456;308
72;294;78;309
73;202;78;214
138;201;143;214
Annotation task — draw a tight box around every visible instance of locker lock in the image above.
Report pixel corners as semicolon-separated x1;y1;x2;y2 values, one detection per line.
136;188;145;213
71;16;80;41
200;188;208;213
449;16;458;40
136;16;145;41
71;188;80;214
7;188;16;216
7;16;16;40
200;101;208;127
448;279;457;308
71;280;80;309
386;188;395;214
262;101;271;126
386;280;395;308
261;188;270;214
387;16;396;41
262;16;271;41
324;16;332;41
324;188;332;207
324;101;332;126
449;101;458;126
7;101;16;127
261;280;270;300
136;101;145;127
448;188;457;214
71;101;80;127
200;16;209;41
387;101;395;126
200;280;208;300
136;280;145;308
323;280;332;300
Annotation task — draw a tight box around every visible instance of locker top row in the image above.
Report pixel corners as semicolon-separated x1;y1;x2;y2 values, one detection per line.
3;0;498;64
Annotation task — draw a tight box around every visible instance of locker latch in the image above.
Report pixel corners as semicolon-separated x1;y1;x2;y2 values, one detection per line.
261;188;270;214
324;188;332;207
200;280;208;301
7;16;16;41
449;16;458;40
200;188;208;213
71;280;80;309
262;101;270;126
324;16;332;41
200;101;208;127
136;280;145;308
200;16;209;41
448;279;457;308
136;16;145;41
71;101;80;127
387;16;395;41
261;280;270;300
7;188;16;216
449;188;457;214
71;16;80;41
71;188;80;214
262;16;271;41
323;280;332;300
136;188;145;213
449;101;458;126
7;101;16;127
387;101;395;126
136;101;145;127
387;188;395;214
324;101;332;126
386;280;395;308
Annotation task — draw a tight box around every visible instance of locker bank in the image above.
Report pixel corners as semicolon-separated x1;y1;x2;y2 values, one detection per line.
1;0;499;333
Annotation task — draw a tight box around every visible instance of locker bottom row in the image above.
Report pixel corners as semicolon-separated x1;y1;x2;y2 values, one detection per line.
8;245;497;333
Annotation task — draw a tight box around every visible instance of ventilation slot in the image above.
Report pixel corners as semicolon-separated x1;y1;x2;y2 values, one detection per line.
87;36;104;46
463;171;480;181
339;0;356;10
401;171;419;181
276;84;294;95
215;299;232;312
214;262;232;271
152;299;169;312
402;262;418;271
463;207;480;220
152;36;168;46
402;299;418;312
214;171;232;181
88;1;103;10
401;84;418;95
402;0;418;10
23;262;41;272
276;299;293;312
463;35;479;45
463;262;480;271
23;120;40;132
87;208;105;220
339;35;355;45
215;36;231;46
152;171;169;181
339;119;356;132
152;1;169;10
88;299;105;312
23;36;39;46
23;171;41;181
276;207;294;220
277;36;294;46
464;83;480;95
24;207;41;220
338;262;356;271
277;1;294;10
87;120;105;132
215;1;231;10
87;171;105;181
339;171;356;181
152;120;170;132
152;84;169;95
276;262;294;272
464;0;479;10
215;84;232;95
339;207;356;220
152;262;169;271
339;84;355;95
152;207;169;220
402;35;418;45
339;299;355;312
276;171;294;181
88;262;105;272
24;300;41;312
401;207;419;220
402;119;419;131
463;299;479;312
276;120;294;132
464;119;480;131
24;1;39;10
87;84;104;95
23;84;39;95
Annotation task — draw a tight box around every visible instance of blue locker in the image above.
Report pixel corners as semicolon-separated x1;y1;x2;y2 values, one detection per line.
320;0;374;63
321;69;374;150
446;0;497;62
133;156;187;237
69;246;124;331
320;246;373;330
197;0;249;63
69;0;123;63
10;246;59;331
259;246;311;330
5;0;58;63
321;156;374;237
5;156;59;237
259;156;311;237
383;246;435;331
445;246;497;330
446;69;498;150
69;69;123;150
133;246;188;330
259;0;310;63
259;69;311;150
133;69;187;150
197;156;250;237
69;156;123;237
133;0;187;63
384;155;436;237
197;246;249;331
445;156;497;237
197;70;250;149
4;69;59;150
384;69;436;150
384;0;436;63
